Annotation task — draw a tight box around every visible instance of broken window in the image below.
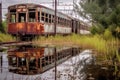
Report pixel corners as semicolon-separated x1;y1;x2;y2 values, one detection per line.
45;13;48;22
41;12;45;22
10;9;16;23
52;15;54;23
38;12;40;22
29;9;36;22
18;13;26;22
49;14;51;23
58;17;60;24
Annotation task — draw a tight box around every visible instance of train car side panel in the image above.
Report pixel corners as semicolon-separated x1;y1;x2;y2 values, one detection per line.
26;22;44;35
43;23;72;34
17;23;26;35
44;23;54;34
8;23;17;34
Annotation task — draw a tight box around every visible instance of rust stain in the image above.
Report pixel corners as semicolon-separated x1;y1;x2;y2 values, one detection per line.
8;48;44;58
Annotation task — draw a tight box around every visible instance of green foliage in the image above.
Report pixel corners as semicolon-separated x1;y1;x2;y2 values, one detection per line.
0;20;7;33
90;24;104;35
103;29;113;40
76;0;120;37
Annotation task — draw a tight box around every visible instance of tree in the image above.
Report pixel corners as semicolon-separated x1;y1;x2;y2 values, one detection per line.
75;0;120;37
0;20;7;33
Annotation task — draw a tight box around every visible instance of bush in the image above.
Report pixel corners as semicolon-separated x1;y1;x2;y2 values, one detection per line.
103;29;113;40
0;21;7;33
90;24;104;35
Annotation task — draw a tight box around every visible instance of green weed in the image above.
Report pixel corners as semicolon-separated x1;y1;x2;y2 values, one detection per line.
0;33;16;42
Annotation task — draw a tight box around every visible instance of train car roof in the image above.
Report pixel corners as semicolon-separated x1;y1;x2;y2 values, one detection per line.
8;3;72;20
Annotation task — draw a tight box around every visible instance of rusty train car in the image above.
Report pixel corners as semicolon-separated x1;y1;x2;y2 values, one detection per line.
7;3;86;39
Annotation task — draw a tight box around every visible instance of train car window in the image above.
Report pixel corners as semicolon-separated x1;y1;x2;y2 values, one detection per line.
41;12;45;22
60;18;62;25
61;18;64;25
38;12;40;22
18;13;26;22
49;56;52;64
58;17;60;24
64;19;66;26
45;13;48;23
57;17;58;24
66;20;68;26
28;9;36;22
67;20;69;26
63;19;65;25
69;20;71;27
49;14;51;23
52;15;54;23
59;18;61;25
67;20;69;27
10;9;16;23
10;14;16;23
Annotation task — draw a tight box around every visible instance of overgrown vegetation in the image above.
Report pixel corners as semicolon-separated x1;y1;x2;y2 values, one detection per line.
0;20;7;33
0;33;16;42
34;34;119;58
0;20;15;42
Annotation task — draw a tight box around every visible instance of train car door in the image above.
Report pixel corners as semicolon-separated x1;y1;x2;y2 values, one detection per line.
17;6;27;35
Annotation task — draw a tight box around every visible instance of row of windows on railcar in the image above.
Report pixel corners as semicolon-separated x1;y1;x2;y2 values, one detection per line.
9;9;71;27
40;12;71;27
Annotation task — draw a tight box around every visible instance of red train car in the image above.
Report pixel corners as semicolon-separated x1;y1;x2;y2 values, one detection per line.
7;3;72;39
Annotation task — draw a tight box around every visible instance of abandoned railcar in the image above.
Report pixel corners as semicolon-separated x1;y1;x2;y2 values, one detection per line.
8;3;72;38
7;3;88;40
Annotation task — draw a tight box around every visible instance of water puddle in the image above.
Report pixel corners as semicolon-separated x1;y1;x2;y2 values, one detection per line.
0;45;94;80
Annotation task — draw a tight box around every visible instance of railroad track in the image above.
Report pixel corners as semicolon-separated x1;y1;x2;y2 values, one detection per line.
0;41;32;47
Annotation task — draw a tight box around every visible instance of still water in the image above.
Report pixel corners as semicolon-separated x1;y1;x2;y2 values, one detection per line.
0;45;94;80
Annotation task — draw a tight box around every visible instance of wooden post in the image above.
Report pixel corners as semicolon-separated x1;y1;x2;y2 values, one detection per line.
54;47;57;80
54;0;57;35
0;55;2;73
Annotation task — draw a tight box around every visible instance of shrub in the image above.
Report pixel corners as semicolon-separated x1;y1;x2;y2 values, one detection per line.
103;29;113;40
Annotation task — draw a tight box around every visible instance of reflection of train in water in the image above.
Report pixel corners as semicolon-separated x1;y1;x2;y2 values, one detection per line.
7;3;89;40
7;45;80;75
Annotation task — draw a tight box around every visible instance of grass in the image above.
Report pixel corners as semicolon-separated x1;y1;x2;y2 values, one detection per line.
0;33;16;42
33;34;119;62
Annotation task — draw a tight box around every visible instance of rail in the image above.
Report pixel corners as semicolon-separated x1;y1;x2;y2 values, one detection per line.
0;41;32;47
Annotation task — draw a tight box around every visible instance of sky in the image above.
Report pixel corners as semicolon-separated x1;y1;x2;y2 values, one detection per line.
0;0;80;19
